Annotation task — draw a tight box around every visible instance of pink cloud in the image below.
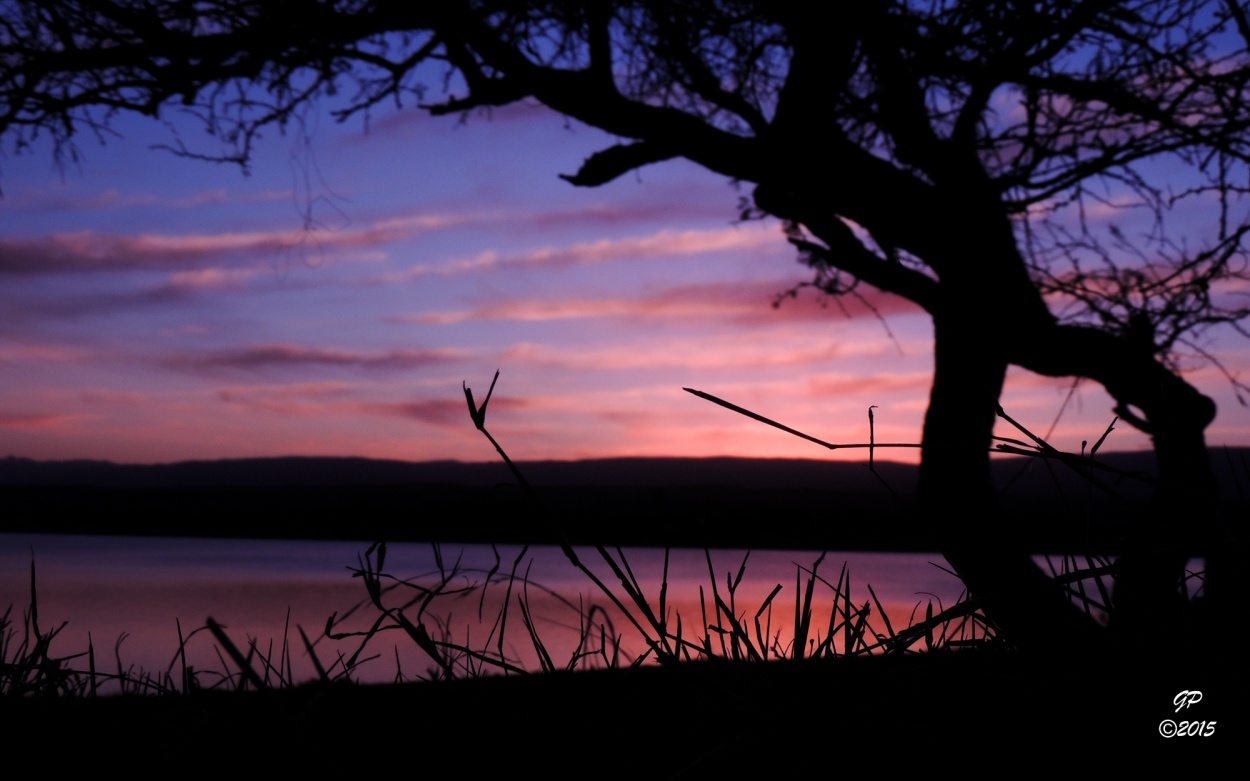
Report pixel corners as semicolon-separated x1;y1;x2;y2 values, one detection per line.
164;268;258;291
0;276;245;321
215;382;357;417
213;385;524;429
0;231;306;274
359;396;527;427
806;374;933;398
388;279;924;327
6;186;293;213
358;398;468;426
215;393;335;417
388;296;748;325
0;344;88;362
384;224;785;281
165;189;292;209
216;381;356;400
524;200;740;230
499;339;843;372
77;388;150;405
0;211;465;275
0;412;80;430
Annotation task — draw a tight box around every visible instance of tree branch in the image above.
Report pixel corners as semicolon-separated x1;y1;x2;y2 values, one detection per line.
558;141;678;187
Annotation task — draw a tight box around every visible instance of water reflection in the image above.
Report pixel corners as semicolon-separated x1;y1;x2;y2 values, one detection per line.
1;534;972;689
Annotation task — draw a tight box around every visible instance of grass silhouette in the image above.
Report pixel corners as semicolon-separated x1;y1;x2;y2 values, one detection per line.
3;375;1161;694
3;376;1239;766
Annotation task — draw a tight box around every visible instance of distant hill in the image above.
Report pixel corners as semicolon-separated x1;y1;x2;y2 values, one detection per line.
2;450;1245;551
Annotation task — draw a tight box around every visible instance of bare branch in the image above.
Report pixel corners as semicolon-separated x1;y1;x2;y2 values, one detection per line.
559;141;677;187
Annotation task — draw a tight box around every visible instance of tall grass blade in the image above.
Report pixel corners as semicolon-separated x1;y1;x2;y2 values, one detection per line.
206;617;266;691
298;625;330;682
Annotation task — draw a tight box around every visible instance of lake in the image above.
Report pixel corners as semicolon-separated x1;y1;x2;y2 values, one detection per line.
1;533;1020;690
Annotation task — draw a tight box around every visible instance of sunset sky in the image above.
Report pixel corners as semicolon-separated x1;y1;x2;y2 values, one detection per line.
2;98;1247;465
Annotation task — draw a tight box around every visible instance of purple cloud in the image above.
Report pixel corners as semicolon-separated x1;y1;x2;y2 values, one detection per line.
168;343;464;372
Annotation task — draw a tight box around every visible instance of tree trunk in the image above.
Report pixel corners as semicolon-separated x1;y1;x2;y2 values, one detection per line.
920;304;1104;650
760;176;1237;649
1017;324;1240;645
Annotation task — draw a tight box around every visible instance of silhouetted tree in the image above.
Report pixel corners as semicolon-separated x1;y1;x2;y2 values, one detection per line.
4;1;1248;649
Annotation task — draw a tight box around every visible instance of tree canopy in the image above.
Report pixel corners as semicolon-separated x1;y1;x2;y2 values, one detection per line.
3;0;1248;647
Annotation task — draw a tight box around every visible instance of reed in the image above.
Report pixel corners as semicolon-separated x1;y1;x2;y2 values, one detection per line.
1;561;180;696
335;373;1018;675
0;560;86;696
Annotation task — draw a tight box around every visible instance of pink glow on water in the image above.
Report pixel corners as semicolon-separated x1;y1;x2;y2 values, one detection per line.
1;535;975;690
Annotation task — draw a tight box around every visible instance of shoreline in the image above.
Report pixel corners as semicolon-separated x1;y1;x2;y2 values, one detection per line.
7;450;1231;552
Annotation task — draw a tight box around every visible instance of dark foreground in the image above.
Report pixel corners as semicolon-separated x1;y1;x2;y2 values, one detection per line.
6;645;1239;769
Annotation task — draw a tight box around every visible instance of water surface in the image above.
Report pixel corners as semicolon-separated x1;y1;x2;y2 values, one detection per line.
1;534;974;689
